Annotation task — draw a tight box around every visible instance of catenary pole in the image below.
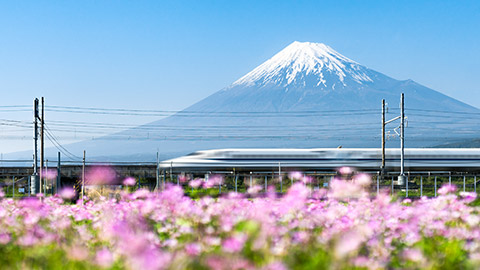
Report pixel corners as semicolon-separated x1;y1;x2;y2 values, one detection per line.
40;97;44;194
57;152;61;194
391;176;394;195
279;162;282;193
45;160;48;194
400;93;405;183
162;170;165;190
155;151;159;191
32;98;39;195
82;150;86;203
475;175;477;193
265;175;267;192
381;99;385;177
420;176;423;197
235;174;238;193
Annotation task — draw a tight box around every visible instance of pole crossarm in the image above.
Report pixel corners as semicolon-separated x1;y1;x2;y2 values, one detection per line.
385;115;401;125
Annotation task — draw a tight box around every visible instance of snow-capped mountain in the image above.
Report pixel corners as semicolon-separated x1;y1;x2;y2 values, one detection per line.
231;41;373;89
15;41;480;161
189;41;473;113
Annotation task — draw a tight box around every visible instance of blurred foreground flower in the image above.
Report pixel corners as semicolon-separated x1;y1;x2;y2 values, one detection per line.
203;175;223;188
40;169;58;180
222;236;246;253
0;170;479;270
86;166;116;185
288;171;303;180
59;187;76;200
353;173;371;186
438;184;457;195
123;177;136;186
189;178;203;188
247;185;262;194
338;166;354;175
95;248;114;268
329;178;367;200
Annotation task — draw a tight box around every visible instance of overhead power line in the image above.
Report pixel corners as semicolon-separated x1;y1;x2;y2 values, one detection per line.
47;105;381;114
44;124;82;160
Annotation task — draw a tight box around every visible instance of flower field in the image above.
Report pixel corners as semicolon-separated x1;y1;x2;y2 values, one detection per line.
1;171;480;269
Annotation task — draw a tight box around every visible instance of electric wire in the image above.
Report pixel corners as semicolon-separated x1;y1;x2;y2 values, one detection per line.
2;106;480;143
43;124;82;160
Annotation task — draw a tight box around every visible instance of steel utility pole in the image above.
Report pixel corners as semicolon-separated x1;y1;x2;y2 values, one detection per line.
155;151;159;191
381;99;386;177
33;99;39;176
45;159;48;194
56;152;61;194
279;162;282;193
82;150;86;203
399;93;405;185
40;97;45;194
31;98;40;195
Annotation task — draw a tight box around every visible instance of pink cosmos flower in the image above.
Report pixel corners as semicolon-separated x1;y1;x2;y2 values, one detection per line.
288;171;303;180
302;175;313;184
68;245;89;261
0;233;11;244
179;175;189;183
438;184;457;195
284;183;310;208
203;180;216;189
40;169;58;180
339;167;354;175
123;177;136;186
264;262;288;270
247;185;262;194
95;248;114;268
222;236;246;253
353;173;371;186
403;248;425;263
86;166;117;185
17;233;38;246
185;243;201;256
459;192;477;203
59;187;76;200
329;178;366;200
402;198;412;204
189;178;203;188
203;175;223;188
335;229;364;258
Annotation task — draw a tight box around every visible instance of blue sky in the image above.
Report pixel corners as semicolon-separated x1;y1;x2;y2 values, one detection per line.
1;0;480;153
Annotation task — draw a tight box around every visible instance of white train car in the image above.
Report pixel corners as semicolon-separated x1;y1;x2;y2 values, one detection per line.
159;148;480;173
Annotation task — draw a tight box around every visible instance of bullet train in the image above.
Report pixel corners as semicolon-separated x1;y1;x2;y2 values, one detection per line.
159;148;480;173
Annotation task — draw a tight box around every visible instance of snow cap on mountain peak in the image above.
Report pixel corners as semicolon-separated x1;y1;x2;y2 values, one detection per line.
231;41;373;89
